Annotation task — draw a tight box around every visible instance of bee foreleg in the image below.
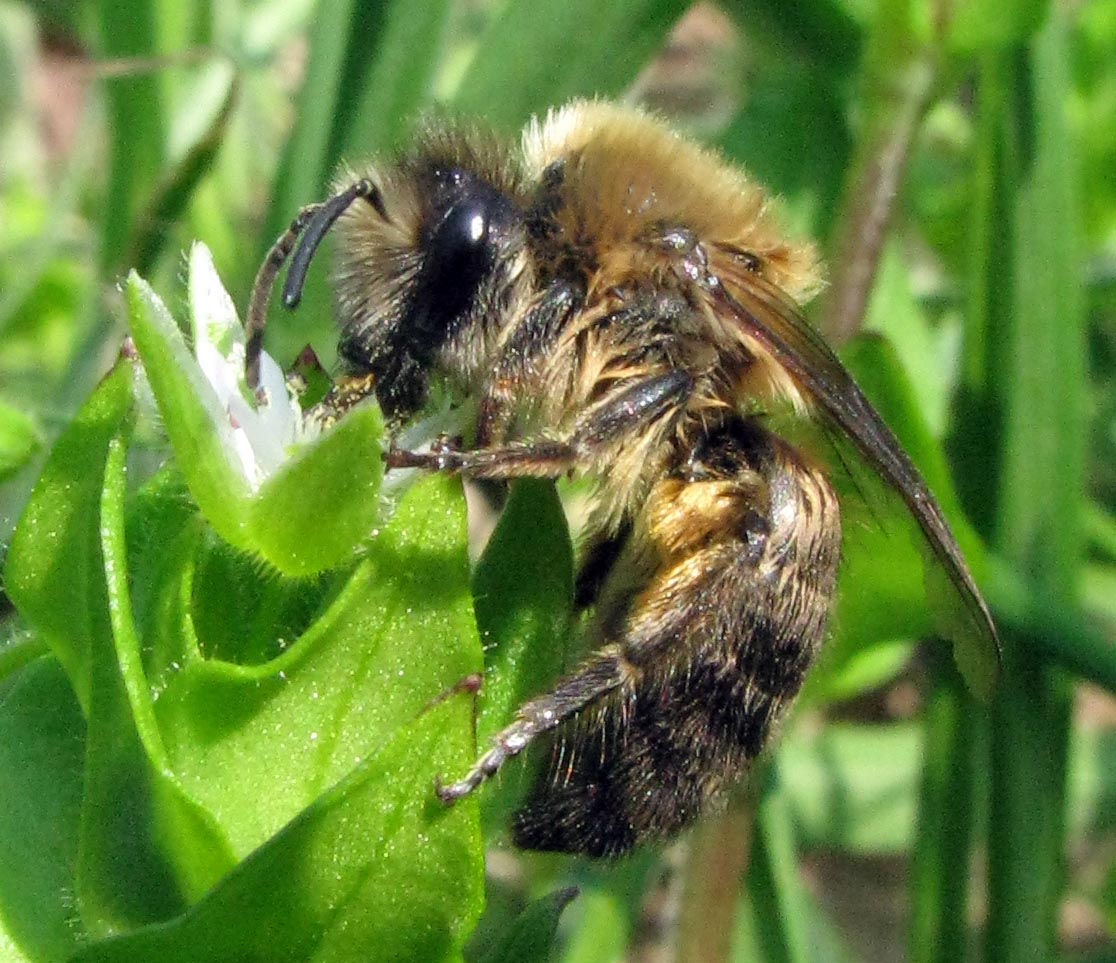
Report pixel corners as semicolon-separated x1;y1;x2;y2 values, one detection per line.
436;646;635;803
386;370;693;478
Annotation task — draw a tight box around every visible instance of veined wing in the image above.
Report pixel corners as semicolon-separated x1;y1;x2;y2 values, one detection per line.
705;249;1000;697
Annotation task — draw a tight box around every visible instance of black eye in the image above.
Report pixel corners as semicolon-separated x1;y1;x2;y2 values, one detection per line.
439;200;489;250
417;199;494;330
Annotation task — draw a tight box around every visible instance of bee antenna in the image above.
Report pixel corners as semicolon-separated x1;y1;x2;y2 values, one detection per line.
282;180;380;310
244;179;380;392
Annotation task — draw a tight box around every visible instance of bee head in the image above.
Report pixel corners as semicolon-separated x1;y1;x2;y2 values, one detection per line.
244;132;527;419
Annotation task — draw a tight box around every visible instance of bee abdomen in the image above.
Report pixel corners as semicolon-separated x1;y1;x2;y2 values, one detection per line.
514;424;840;856
512;645;795;856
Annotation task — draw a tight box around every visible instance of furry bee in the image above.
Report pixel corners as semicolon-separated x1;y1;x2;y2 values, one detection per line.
246;100;999;857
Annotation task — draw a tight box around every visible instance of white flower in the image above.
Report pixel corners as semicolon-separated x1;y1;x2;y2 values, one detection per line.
187;243;315;489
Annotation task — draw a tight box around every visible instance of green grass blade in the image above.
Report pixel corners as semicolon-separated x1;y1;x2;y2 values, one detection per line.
258;0;361;249
257;0;450;368
722;0;862;83
559;857;656;963
989;559;1116;691
909;647;984;963
478;888;579;963
819;0;939;344
676;795;754;963
127;75;237;275
735;774;814;963
977;9;1086;962
92;0;168;273
452;0;690;130
334;0;452;158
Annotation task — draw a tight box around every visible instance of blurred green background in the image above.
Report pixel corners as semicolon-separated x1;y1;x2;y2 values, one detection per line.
1;0;1115;962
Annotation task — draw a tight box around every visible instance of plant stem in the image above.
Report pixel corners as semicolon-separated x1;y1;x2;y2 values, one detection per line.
675;788;756;963
820;0;940;344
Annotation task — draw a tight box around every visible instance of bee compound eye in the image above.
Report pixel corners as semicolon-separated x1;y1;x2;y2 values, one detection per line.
418;199;497;329
435;200;490;256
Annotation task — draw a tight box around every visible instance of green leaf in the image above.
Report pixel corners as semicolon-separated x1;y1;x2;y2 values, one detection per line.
0;634;47;686
70;699;484;963
478;888;579;963
78;384;233;932
128;257;387;577
0;657;88;963
184;521;332;667
122;468;211;675
125;272;253;548
452;0;690;130
245;402;384;575
470;480;573;835
0;399;38;480
472;483;573;722
948;0;1051;52
5;361;135;711
153;476;481;858
6;354;230;936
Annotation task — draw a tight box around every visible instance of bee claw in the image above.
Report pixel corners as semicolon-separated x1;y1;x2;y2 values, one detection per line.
433;775;447;802
433;776;458;805
384;446;426;470
434;773;479;805
385;445;463;472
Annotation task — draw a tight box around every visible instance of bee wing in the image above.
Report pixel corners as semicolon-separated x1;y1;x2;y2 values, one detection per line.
707;254;1001;697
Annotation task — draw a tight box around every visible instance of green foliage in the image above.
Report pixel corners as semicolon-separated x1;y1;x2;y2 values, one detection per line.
476;887;579;963
4;323;487;959
1;0;1115;961
0;400;38;481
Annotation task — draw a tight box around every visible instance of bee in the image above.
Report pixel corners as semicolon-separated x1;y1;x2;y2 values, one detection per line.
245;100;999;857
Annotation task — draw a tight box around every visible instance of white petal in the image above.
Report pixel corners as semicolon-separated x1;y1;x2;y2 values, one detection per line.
186;240;312;485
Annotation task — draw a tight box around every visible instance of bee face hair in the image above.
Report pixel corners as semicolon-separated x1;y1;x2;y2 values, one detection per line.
247;100;998;857
329;133;531;417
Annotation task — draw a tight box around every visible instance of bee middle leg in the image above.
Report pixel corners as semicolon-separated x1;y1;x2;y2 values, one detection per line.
385;370;694;478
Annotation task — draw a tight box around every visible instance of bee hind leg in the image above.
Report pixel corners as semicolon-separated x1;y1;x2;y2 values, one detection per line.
435;647;636;803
